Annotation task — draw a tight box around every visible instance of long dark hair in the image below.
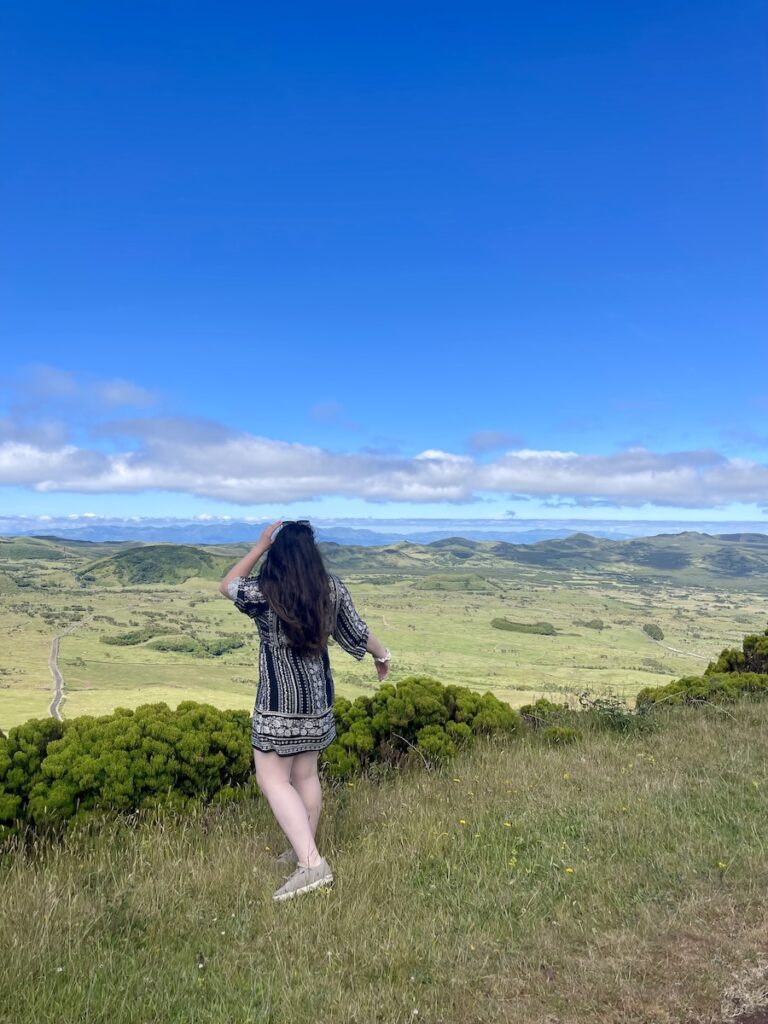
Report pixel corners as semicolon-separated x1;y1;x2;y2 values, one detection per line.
258;522;334;655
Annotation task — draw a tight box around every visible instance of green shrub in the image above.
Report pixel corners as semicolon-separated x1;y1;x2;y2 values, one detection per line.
320;675;521;779
148;635;207;655
635;626;768;710
0;717;65;837
541;725;581;745
704;624;768;676
636;672;768;709
578;690;653;733
491;618;556;635
518;697;571;729
642;623;664;641
101;627;174;646
147;635;245;658
203;636;246;657
4;702;251;837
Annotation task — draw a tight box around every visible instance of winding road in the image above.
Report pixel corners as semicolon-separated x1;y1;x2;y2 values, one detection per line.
48;636;65;720
48;614;94;721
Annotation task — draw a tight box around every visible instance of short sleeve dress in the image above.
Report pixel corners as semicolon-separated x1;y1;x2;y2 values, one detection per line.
226;572;370;756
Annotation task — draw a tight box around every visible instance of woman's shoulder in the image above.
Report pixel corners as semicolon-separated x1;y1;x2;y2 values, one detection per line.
326;572;346;598
234;574;266;600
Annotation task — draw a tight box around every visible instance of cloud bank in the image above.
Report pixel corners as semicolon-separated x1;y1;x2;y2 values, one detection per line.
0;422;766;508
1;365;766;509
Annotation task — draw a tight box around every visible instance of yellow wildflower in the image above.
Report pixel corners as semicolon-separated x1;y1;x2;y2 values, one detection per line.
459;819;466;825
564;866;575;874
562;771;570;780
504;821;512;828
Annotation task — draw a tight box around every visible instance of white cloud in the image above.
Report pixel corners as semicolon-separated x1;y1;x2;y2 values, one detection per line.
0;422;766;508
2;368;767;510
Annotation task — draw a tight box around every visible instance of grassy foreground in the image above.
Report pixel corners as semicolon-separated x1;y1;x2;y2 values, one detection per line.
1;700;767;1024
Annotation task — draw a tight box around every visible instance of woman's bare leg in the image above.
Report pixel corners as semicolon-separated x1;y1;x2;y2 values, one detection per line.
290;750;322;838
253;749;323;868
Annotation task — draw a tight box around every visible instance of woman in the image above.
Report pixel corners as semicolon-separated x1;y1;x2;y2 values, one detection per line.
219;519;391;901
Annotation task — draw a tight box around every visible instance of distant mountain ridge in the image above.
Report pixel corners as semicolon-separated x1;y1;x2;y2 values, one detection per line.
1;522;632;546
3;529;767;593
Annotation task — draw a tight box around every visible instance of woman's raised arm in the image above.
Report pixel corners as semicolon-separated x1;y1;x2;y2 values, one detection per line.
218;519;282;596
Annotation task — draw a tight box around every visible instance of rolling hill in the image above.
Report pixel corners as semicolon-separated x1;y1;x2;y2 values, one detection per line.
21;529;764;592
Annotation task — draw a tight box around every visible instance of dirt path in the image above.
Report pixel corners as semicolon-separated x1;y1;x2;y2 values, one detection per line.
48;614;94;721
648;637;710;661
48;636;65;720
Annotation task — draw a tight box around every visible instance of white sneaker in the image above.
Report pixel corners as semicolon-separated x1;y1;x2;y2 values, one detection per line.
272;858;334;901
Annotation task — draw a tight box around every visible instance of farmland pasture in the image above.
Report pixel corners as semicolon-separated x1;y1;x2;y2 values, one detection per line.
1;534;767;731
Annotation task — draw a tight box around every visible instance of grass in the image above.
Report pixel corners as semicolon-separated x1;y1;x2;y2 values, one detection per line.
2;698;767;1023
3;564;768;731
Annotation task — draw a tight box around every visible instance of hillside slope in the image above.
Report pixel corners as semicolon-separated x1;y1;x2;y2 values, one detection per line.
6;529;768;592
1;699;767;1023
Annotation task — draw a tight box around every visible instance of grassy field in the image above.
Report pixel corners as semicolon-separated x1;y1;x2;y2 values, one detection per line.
1;698;767;1023
2;548;768;731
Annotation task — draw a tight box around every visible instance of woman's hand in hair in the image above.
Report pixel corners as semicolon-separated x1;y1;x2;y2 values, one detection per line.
255;519;283;552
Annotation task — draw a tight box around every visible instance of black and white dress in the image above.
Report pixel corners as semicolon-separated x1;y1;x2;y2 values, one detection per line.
226;572;370;756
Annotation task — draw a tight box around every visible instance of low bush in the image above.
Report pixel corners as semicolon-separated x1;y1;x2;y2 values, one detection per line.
578;690;653;734
518;697;572;729
0;703;252;840
635;624;768;709
147;635;245;657
320;675;521;779
490;618;556;635
636;671;768;708
703;625;768;675
541;725;582;745
0;676;521;838
642;623;664;641
100;627;174;646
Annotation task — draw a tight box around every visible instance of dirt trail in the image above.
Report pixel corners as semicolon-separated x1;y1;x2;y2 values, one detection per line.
48;636;65;720
48;614;94;721
648;637;710;661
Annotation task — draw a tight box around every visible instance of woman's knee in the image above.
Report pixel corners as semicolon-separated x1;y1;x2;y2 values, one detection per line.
253;749;292;790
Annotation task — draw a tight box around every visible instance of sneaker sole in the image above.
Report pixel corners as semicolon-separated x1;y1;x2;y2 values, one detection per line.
272;875;335;901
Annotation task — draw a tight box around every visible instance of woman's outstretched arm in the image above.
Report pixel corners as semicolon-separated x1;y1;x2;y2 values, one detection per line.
365;629;391;680
218;519;282;597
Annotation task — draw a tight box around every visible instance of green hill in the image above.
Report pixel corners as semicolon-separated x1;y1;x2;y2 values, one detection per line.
6;529;768;593
316;531;768;592
0;536;67;561
77;544;233;585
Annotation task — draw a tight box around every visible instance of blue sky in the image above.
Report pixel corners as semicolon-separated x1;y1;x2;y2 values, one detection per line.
1;1;767;525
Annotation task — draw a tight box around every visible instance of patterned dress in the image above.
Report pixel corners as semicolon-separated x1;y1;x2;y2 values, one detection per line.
226;572;370;756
